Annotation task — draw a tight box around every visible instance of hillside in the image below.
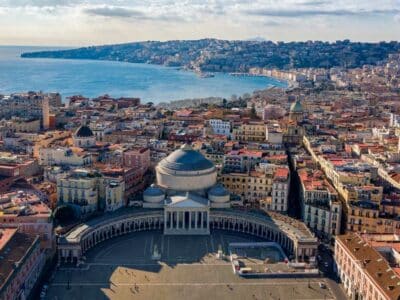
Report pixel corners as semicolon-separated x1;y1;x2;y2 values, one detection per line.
21;39;400;72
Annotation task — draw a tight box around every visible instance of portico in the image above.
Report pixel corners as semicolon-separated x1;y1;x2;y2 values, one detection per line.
164;193;210;235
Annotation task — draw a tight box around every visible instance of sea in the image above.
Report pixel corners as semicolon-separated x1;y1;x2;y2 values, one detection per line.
0;46;287;103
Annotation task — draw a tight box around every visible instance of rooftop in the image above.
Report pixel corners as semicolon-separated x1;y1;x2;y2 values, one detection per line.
158;144;215;172
337;233;400;300
0;229;38;292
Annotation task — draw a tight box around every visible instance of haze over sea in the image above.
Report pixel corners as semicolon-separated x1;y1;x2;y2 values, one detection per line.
0;46;286;103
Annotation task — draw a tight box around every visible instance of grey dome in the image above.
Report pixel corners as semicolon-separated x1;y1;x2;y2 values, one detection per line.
143;186;164;197
208;184;229;197
75;125;93;137
159;144;214;172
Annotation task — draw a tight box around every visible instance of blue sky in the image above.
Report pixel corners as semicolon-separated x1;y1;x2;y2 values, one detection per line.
0;0;399;45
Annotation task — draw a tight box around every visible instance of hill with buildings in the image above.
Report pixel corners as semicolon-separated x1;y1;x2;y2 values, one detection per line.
21;39;400;72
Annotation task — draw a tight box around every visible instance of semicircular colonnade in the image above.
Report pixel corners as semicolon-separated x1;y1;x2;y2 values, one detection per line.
57;209;317;264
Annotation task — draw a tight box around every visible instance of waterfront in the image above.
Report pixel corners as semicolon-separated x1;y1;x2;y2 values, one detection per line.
0;46;286;103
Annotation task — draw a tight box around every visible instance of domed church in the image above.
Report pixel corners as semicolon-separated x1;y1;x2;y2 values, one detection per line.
73;125;96;148
143;144;230;235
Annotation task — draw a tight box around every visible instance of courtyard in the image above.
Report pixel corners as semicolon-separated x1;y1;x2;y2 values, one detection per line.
45;230;339;300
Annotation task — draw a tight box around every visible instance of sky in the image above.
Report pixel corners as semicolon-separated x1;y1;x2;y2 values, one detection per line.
0;0;399;46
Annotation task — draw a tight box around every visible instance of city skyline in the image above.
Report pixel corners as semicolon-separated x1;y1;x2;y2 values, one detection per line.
0;0;399;46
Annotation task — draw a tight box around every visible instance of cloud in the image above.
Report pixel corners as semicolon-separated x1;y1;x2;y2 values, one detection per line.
0;0;82;7
84;6;145;19
82;5;188;22
0;0;400;45
263;20;282;26
245;7;399;18
300;0;329;6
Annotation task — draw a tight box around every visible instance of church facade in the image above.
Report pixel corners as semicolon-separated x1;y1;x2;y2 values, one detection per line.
143;143;230;235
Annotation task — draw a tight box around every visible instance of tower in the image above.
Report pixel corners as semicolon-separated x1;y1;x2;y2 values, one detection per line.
42;97;50;130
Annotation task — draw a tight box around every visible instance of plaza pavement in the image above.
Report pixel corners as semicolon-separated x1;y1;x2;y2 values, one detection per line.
45;230;338;300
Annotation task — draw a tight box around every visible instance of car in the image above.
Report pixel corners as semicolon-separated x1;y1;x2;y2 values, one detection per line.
319;282;326;289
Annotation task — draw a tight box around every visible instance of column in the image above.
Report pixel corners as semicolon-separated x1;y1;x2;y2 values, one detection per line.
170;211;173;229
189;211;192;230
206;212;209;231
175;211;178;230
195;211;198;229
199;212;203;229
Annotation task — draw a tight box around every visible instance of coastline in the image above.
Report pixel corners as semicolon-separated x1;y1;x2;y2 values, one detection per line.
20;50;289;88
3;49;289;104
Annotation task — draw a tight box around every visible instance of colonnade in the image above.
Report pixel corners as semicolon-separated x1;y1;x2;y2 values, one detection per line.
164;209;209;234
210;215;295;256
58;213;163;263
58;210;317;264
210;213;317;262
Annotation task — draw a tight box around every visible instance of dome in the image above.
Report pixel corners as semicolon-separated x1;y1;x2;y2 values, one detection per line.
159;144;214;172
208;184;230;204
143;185;165;203
290;100;303;113
74;125;94;137
208;184;229;197
156;144;217;192
143;185;164;197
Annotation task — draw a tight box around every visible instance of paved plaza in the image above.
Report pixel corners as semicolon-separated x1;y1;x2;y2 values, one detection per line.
45;230;338;300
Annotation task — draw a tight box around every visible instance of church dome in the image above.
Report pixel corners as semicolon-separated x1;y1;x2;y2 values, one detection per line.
208;184;230;203
156;144;217;192
290;100;303;113
208;184;229;197
159;144;214;172
143;185;165;203
74;125;94;137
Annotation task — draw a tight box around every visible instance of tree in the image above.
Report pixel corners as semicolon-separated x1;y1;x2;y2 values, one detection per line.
54;205;75;224
243;92;251;100
250;103;257;119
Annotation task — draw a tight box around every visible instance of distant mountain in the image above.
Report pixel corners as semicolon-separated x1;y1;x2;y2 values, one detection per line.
21;38;400;72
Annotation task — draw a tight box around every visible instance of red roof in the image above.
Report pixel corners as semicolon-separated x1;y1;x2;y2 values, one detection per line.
274;168;289;179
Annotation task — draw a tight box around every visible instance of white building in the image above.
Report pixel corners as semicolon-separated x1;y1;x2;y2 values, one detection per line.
57;169;125;214
208;119;231;137
271;167;290;213
39;147;92;167
299;168;342;242
104;177;125;212
57;169;100;215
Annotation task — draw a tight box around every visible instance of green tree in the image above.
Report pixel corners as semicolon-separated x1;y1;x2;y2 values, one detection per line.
250;103;257;118
54;205;75;224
